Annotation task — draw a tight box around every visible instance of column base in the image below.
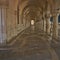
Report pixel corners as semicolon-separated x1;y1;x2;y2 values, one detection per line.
0;40;6;46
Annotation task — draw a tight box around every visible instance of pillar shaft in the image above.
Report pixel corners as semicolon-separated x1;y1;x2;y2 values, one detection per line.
43;19;46;32
0;7;6;44
46;17;50;34
53;14;58;39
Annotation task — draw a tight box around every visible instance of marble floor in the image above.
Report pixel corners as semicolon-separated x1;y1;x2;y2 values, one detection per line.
0;24;60;60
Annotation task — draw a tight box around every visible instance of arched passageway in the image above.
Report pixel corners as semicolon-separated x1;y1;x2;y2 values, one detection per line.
0;0;60;60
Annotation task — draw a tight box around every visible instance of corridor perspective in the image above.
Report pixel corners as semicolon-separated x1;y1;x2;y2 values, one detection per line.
0;0;60;60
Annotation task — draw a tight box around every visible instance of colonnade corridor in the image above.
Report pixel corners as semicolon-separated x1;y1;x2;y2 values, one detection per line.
0;0;60;60
0;22;60;60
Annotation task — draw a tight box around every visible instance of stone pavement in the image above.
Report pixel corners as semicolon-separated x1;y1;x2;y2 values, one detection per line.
0;24;60;60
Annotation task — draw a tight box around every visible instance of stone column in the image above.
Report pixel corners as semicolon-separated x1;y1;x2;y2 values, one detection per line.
43;18;46;32
46;16;50;34
0;7;7;44
42;12;46;32
53;13;58;39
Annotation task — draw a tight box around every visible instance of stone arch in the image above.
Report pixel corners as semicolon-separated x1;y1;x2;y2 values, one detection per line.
21;4;42;21
17;0;28;24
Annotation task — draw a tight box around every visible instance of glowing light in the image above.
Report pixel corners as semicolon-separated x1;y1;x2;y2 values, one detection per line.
31;20;35;25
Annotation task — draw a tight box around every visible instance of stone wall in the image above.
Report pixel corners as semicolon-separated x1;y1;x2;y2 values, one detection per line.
0;0;30;44
6;0;30;42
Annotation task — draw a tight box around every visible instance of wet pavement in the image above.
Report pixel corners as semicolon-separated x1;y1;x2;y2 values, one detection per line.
0;23;60;60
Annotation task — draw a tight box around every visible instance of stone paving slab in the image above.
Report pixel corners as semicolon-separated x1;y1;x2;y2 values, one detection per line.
0;25;60;60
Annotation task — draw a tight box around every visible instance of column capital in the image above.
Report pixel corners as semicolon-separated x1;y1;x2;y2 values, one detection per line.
46;14;51;19
52;12;58;17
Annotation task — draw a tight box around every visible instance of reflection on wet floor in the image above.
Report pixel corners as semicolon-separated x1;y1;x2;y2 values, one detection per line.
0;24;60;60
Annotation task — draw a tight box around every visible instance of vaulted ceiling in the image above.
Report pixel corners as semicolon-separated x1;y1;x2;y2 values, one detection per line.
0;0;60;12
18;0;60;13
18;0;60;19
0;0;60;20
0;0;60;9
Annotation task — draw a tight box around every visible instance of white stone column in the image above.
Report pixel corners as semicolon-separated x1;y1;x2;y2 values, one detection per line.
53;13;58;39
0;8;6;44
43;19;46;32
46;17;50;34
42;13;46;32
0;8;3;44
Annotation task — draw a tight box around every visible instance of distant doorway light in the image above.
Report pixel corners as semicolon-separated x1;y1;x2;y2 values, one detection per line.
31;20;35;25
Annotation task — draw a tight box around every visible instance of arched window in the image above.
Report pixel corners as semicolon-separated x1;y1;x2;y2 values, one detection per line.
58;15;60;23
50;17;53;22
